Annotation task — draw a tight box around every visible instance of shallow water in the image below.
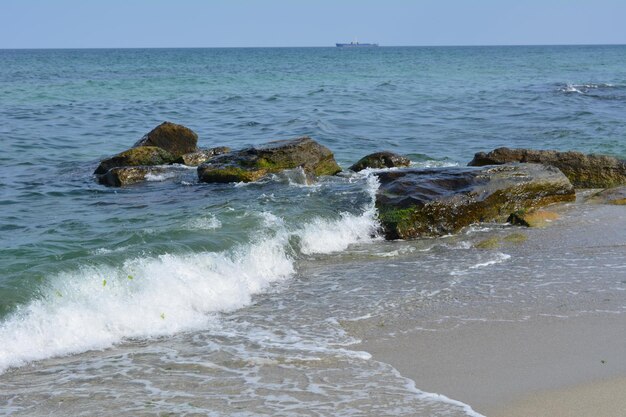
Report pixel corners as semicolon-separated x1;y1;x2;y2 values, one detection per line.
1;46;626;415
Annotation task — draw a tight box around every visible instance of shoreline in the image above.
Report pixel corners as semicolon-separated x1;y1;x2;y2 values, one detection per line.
357;312;626;416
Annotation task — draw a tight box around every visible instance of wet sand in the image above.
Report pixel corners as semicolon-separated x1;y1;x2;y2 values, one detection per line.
358;313;626;416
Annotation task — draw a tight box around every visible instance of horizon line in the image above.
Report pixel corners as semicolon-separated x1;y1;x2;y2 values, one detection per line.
1;42;626;50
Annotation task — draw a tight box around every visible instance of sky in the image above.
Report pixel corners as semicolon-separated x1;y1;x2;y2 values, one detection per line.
1;0;625;48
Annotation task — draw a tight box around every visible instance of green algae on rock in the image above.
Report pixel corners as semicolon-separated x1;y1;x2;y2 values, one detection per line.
197;137;341;183
133;121;198;158
375;164;575;240
469;147;626;188
94;146;177;175
508;209;560;227
349;151;411;172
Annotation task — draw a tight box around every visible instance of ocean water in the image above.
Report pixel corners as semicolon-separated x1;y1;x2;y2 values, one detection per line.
1;46;626;416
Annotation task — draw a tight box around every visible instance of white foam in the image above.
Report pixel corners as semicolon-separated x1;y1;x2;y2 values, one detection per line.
145;172;177;181
299;174;381;255
0;236;294;373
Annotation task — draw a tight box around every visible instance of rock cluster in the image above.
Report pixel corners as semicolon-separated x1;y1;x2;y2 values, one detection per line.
93;123;624;240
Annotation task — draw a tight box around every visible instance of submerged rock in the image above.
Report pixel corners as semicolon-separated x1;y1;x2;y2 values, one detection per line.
508;209;560;227
176;146;231;166
94;146;176;175
133;121;198;158
349;151;411;172
97;166;169;187
469;147;626;188
375;164;575;239
586;186;626;205
197;137;341;183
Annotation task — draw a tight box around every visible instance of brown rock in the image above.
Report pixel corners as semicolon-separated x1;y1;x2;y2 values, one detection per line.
469;147;626;188
133;121;198;158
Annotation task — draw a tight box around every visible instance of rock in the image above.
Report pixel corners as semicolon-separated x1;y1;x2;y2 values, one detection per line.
349;151;411;172
176;147;231;166
133;121;198;158
586;186;626;205
508;209;560;227
198;137;341;183
97;166;169;186
375;164;575;240
94;146;177;175
468;147;626;188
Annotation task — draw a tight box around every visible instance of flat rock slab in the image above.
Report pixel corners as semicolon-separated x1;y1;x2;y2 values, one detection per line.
469;147;626;188
197;137;341;183
375;164;575;239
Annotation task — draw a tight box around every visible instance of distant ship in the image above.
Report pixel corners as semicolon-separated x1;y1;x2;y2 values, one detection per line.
336;41;379;48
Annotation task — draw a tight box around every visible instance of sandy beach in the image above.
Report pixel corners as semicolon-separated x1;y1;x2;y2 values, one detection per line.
358;313;626;416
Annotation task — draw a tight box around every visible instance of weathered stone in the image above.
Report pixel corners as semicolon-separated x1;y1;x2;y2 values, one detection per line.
94;146;176;175
97;166;168;187
349;151;411;172
133;121;198;158
198;137;341;183
375;164;575;240
176;147;231;166
469;147;626;188
586;186;626;205
508;209;560;227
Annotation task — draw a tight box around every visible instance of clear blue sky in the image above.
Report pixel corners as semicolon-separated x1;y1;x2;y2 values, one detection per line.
1;0;625;48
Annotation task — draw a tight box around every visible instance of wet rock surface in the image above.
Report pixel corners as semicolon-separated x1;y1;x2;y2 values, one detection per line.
176;147;231;166
349;151;411;172
97;166;170;187
133;121;198;158
197;137;341;183
94;146;176;175
469;147;626;188
587;186;626;205
375;164;575;239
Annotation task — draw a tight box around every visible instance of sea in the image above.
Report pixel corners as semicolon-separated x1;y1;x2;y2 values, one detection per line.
1;45;625;416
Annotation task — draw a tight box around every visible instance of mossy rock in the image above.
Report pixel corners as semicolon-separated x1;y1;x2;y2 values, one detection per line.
503;232;528;243
474;237;501;249
508;210;560;227
133;121;198;158
198;137;341;183
349;151;411;172
94;146;177;175
375;164;575;240
469;147;626;188
97;166;168;186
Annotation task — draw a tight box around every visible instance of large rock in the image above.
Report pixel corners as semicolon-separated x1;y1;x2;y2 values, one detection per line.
375;164;575;239
197;137;341;183
349;151;411;172
133;121;198;158
469;147;626;188
94;146;176;175
97;166;169;187
175;146;231;166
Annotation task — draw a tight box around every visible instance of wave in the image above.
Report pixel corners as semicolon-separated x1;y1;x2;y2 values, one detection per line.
0;174;381;373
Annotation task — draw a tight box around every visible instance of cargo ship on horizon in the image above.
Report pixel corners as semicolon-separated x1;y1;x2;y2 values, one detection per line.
336;41;379;48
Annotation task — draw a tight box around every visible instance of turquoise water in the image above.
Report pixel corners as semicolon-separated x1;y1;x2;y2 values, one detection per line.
1;46;626;416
